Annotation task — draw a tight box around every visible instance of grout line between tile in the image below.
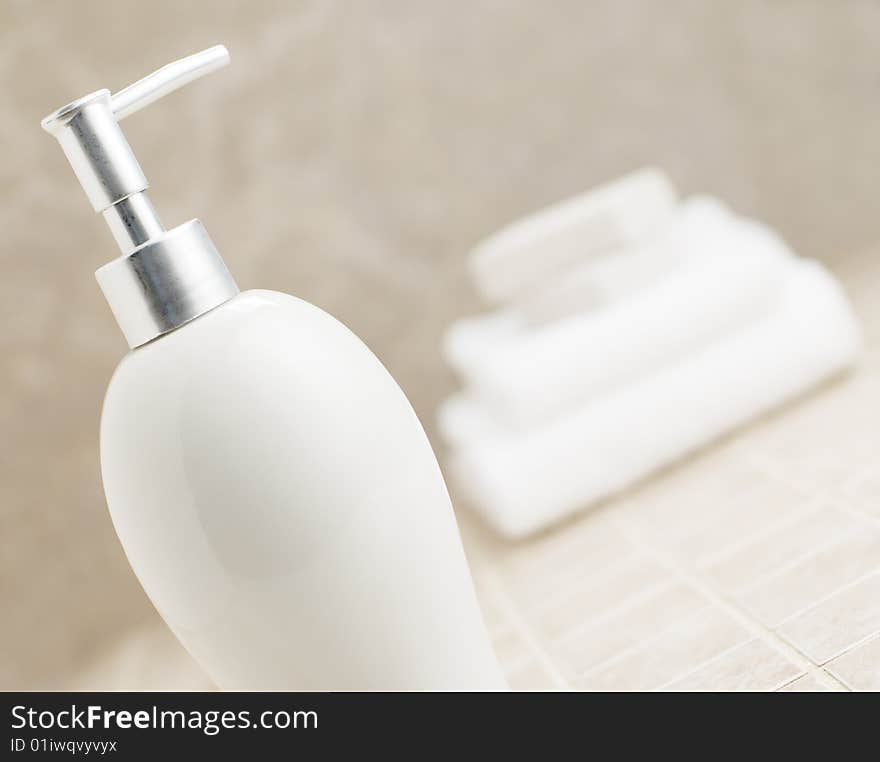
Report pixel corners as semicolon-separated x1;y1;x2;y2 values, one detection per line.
823;631;880;690
651;638;804;692
552;578;676;649
516;551;639;617
694;498;827;571
771;568;880;630
817;627;880;669
824;670;856;691
775;673;807;691
773;670;846;692
747;441;880;518
645;493;807;569
577;603;716;684
743;455;837;502
480;570;571;690
765;671;808;692
731;523;866;598
608;514;850;692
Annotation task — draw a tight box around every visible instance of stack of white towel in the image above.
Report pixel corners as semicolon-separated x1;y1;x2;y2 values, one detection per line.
438;169;861;538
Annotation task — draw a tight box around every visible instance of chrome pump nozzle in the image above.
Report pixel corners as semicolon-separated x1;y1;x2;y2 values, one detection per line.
42;46;239;349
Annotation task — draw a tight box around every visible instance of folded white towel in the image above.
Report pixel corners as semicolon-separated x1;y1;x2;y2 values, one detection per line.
447;260;860;538
468;168;677;305
442;310;526;381
444;198;789;375
515;196;733;325
455;225;796;430
437;394;505;451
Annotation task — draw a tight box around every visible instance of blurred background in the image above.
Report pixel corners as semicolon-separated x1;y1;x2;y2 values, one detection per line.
2;0;880;691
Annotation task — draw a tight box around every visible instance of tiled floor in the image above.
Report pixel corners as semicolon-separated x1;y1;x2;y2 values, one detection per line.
459;246;880;691
63;248;880;691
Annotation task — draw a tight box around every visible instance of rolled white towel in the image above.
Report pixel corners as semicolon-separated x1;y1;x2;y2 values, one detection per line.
514;195;733;325
468;168;678;305
447;260;861;538
461;226;796;429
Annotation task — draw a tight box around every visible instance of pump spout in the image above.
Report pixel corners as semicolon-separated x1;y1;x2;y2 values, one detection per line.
110;45;229;120
40;45;230;250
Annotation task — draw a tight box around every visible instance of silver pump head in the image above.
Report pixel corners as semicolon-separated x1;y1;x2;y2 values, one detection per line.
41;45;239;349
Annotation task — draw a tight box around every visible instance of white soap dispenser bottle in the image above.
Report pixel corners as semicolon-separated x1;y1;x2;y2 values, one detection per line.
42;46;505;691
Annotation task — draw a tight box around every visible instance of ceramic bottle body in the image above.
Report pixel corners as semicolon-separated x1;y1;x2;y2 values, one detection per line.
101;289;504;690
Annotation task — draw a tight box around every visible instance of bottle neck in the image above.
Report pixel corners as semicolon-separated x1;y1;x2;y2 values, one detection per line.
102;192;166;254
